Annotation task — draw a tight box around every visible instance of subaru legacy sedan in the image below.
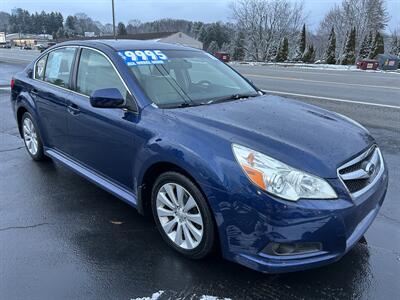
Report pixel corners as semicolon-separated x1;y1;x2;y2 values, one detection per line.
11;40;388;273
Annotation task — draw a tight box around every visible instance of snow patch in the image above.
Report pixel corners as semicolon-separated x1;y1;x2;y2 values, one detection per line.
131;290;164;300
229;61;400;74
199;296;232;300
229;61;357;70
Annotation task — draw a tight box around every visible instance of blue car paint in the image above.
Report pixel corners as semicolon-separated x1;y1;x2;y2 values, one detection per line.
11;40;388;273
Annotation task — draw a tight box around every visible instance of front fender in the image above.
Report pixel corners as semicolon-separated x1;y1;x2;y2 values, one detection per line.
136;138;229;191
134;127;235;214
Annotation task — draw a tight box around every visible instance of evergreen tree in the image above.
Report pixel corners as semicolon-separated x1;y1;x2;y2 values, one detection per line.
302;44;315;63
294;24;306;61
369;31;384;59
324;27;336;64
359;31;373;59
389;35;399;56
198;26;208;49
117;22;127;36
268;42;279;61
341;27;356;65
207;40;219;53
232;31;245;61
198;22;230;50
55;27;65;39
65;15;76;34
275;37;289;62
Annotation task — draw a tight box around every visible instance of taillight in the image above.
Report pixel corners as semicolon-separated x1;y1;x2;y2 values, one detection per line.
10;78;15;89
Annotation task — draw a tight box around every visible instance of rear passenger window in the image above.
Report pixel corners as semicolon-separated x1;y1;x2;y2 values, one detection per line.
76;49;129;99
44;47;76;88
35;55;47;80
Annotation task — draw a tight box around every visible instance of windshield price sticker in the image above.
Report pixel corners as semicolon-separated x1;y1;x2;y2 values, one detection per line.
118;50;168;66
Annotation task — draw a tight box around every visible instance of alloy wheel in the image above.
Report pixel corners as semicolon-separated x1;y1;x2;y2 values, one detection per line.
156;183;204;250
23;117;38;155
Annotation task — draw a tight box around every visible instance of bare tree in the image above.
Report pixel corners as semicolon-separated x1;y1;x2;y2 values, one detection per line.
230;0;305;61
126;19;141;34
389;28;400;56
318;0;390;59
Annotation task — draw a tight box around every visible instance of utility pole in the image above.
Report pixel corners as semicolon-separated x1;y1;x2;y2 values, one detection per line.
112;0;116;39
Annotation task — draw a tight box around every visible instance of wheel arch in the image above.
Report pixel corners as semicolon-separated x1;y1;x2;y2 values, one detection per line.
16;106;29;138
15;92;40;139
137;161;201;216
137;160;222;253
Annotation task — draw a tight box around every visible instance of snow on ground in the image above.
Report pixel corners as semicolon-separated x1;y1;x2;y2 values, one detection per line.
199;296;232;300
130;292;231;300
131;291;164;300
229;61;400;74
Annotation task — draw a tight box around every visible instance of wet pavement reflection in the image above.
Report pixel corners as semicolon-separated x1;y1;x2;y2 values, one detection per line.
1;85;399;299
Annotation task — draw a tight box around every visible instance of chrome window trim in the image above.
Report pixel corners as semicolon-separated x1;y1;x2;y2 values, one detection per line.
77;46;134;104
32;45;139;108
33;45;79;94
337;145;385;199
34;54;48;80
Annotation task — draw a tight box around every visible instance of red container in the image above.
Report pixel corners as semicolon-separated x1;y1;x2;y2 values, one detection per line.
357;59;379;70
214;52;230;62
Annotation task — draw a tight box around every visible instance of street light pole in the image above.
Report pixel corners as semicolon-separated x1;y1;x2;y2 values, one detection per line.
112;0;116;39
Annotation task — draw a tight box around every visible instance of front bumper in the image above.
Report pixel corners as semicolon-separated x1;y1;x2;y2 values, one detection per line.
206;163;388;273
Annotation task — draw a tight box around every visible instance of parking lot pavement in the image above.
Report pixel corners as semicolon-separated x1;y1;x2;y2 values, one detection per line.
0;62;26;86
1;82;399;299
0;48;40;64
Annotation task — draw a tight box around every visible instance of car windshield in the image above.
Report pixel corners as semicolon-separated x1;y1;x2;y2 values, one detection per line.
119;49;259;108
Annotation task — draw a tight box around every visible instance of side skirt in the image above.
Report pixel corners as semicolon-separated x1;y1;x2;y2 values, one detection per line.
45;148;138;208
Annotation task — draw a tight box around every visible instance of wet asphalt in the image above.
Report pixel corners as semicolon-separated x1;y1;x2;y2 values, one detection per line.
0;62;399;300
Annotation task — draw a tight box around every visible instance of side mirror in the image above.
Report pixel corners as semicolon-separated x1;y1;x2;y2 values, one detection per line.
90;88;125;109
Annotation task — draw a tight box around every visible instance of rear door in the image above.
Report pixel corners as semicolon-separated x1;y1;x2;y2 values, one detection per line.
33;47;77;154
67;47;138;189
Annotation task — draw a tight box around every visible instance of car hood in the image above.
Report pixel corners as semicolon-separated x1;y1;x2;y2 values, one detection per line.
163;95;374;178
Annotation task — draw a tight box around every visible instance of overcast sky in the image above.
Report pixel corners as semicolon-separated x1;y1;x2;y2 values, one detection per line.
0;0;399;30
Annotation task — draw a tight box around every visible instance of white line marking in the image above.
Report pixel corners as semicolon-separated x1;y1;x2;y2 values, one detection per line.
0;87;10;91
244;73;400;90
238;66;400;78
262;89;400;109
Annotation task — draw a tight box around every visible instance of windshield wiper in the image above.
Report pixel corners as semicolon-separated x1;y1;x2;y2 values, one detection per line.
206;93;259;105
161;101;203;109
178;102;193;107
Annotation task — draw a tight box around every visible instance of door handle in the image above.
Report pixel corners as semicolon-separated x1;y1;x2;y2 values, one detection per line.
31;88;39;96
67;103;80;115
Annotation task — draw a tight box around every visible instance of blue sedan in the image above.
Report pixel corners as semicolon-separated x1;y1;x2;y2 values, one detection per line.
10;40;388;273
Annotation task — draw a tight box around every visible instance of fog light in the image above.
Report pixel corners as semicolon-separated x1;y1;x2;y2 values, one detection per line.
273;243;296;255
262;242;322;256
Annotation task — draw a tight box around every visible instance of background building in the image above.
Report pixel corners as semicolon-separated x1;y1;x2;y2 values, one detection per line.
5;33;53;48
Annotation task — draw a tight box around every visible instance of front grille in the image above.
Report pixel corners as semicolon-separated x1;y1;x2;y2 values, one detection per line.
338;146;383;197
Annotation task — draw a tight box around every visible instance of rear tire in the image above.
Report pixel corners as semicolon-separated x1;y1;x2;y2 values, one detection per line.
21;112;46;161
151;172;215;259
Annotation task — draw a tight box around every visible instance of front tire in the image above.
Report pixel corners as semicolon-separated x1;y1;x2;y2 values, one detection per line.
21;112;46;161
151;172;215;259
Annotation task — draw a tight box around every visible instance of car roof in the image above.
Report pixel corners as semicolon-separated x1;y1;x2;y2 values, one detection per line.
56;39;201;52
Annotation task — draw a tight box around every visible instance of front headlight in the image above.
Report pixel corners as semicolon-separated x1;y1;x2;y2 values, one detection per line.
232;144;337;201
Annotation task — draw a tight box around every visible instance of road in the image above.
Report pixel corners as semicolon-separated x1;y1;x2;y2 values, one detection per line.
0;54;399;299
233;63;400;108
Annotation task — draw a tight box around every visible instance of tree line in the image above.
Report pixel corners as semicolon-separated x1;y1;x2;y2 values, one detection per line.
0;0;399;63
2;9;63;36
